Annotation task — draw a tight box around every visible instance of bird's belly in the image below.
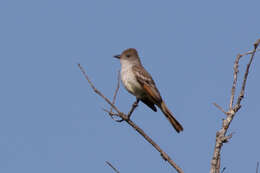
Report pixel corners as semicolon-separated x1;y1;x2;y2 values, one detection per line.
121;68;144;98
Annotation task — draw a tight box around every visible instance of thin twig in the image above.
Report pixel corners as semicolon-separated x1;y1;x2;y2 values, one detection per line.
213;103;227;115
240;48;260;56
103;108;118;116
110;70;121;113
106;161;120;173
78;64;184;173
210;39;260;173
78;64;121;114
256;161;259;173
236;41;258;106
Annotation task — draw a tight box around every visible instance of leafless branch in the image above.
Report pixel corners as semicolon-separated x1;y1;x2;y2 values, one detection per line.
256;161;259;173
106;161;120;173
213;103;227;115
78;64;121;114
78;64;184;173
229;54;241;110
241;48;260;56
210;39;260;173
110;70;120;113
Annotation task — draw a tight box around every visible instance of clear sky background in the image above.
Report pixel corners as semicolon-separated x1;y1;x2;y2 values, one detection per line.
0;0;259;173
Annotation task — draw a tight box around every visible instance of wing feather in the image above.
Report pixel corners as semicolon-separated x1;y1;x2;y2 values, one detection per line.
132;65;162;103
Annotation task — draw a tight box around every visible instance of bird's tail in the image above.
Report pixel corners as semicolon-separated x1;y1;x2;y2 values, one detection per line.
160;101;183;133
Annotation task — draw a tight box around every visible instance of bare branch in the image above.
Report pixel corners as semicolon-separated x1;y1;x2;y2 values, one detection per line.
78;64;122;115
103;108;119;117
256;161;259;173
210;39;259;173
106;161;120;173
213;103;227;115
236;39;260;106
78;64;184;173
229;54;242;110
240;47;260;56
110;70;121;113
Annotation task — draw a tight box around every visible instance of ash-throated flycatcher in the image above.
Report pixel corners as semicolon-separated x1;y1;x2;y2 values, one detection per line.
114;48;183;133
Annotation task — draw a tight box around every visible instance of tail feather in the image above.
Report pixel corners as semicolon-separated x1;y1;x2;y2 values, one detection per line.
160;101;183;133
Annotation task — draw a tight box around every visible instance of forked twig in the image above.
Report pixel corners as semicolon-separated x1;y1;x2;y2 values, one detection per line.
78;64;184;173
210;39;260;173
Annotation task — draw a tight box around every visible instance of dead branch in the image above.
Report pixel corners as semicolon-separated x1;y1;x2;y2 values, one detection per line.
78;64;184;173
210;39;260;173
110;70;120;113
106;161;120;173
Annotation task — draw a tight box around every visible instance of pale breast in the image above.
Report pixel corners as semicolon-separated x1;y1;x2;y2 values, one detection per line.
121;65;144;98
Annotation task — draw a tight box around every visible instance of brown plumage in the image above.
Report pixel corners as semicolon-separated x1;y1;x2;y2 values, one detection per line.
114;48;183;133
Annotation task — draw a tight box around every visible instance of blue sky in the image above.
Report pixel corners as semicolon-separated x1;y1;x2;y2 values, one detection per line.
0;0;259;172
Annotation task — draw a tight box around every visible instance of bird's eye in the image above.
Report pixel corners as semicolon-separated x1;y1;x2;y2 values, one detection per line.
126;54;131;58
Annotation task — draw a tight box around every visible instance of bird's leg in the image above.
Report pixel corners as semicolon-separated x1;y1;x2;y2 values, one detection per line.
127;98;139;119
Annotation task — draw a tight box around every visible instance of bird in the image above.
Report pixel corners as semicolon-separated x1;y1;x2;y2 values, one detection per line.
114;48;183;133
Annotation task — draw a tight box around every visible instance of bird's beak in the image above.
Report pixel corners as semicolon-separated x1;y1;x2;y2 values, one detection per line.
113;55;120;59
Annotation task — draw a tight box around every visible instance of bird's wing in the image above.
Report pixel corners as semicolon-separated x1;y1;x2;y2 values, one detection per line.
132;65;162;103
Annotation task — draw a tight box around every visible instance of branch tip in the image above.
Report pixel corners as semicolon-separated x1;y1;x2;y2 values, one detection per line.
254;39;260;49
213;103;227;115
210;39;258;173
